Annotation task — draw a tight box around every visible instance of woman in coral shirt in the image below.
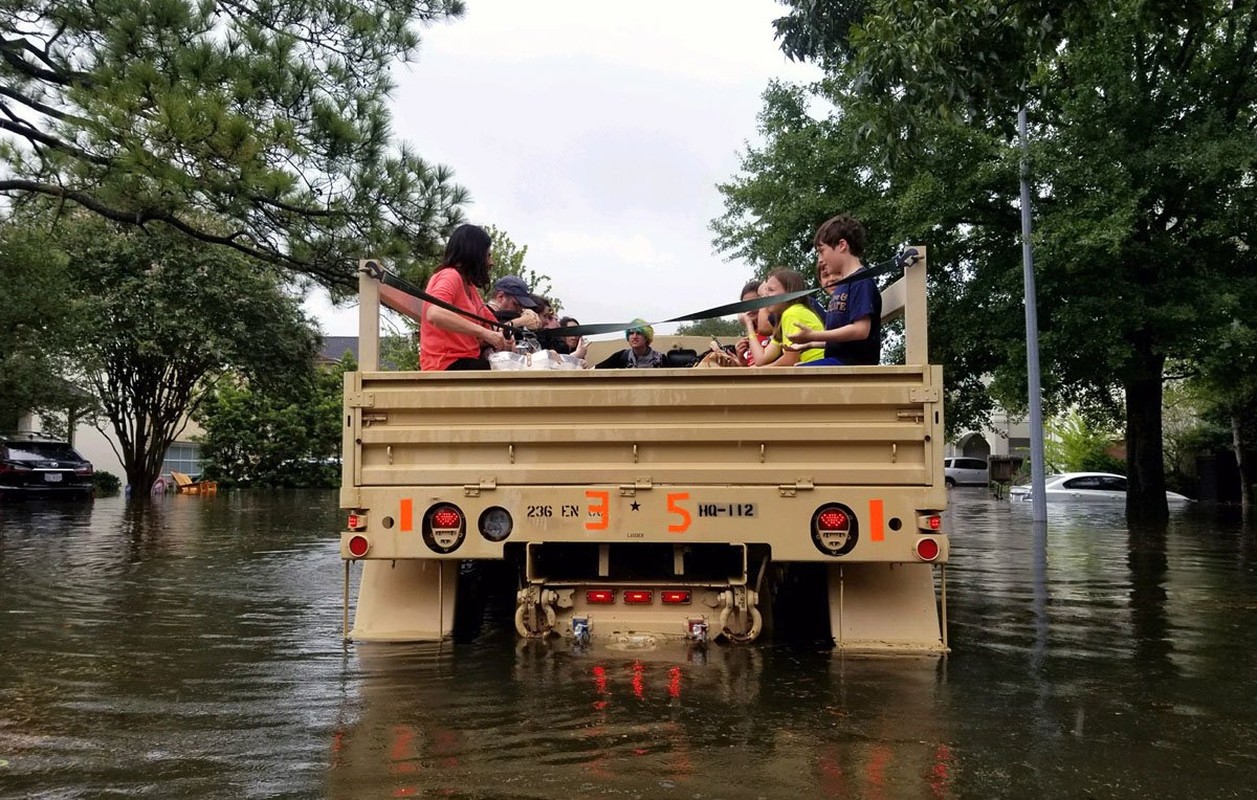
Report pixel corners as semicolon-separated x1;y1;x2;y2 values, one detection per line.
419;224;510;371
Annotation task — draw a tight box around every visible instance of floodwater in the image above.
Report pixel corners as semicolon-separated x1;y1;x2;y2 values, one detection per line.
2;490;1256;799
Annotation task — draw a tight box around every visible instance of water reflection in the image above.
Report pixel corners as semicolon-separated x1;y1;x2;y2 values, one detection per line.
2;490;1257;798
329;642;954;799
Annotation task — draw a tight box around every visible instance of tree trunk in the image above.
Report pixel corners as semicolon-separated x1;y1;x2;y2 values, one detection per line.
1124;365;1168;522
1232;410;1251;512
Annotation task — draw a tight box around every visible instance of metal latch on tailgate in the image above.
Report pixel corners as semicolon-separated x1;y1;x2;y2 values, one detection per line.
778;478;815;497
618;478;653;496
463;478;498;497
910;387;939;403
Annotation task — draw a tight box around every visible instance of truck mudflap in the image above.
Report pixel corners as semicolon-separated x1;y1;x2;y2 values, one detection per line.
828;563;949;655
515;583;763;645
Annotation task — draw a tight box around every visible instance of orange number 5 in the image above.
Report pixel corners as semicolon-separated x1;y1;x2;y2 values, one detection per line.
585;490;609;531
667;492;691;533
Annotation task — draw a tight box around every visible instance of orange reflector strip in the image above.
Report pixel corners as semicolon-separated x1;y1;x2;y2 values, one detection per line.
586;590;614;604
624;590;652;604
400;498;413;532
869;499;884;542
661;591;691;605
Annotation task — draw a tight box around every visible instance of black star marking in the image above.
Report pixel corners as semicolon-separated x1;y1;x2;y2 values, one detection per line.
630;501;641;511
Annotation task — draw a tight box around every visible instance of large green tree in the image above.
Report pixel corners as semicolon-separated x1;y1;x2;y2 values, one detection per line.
0;222;80;429
720;0;1257;519
50;214;320;492
196;354;350;488
1;0;469;285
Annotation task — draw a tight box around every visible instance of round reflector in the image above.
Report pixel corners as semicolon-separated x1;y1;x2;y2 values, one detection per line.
347;535;370;558
478;507;513;542
916;537;940;561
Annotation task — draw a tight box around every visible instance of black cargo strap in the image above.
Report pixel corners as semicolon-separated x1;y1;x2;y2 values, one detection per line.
360;261;528;338
554;248;919;338
359;248;919;340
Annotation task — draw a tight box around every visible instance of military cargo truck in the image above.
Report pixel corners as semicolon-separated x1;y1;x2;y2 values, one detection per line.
339;247;948;653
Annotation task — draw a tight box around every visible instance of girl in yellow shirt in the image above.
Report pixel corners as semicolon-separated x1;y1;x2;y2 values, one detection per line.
742;268;825;367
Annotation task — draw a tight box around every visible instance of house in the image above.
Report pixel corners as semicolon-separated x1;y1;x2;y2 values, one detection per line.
318;336;361;367
946;407;1032;461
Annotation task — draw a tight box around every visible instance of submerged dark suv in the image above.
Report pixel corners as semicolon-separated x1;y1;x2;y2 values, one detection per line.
0;433;95;500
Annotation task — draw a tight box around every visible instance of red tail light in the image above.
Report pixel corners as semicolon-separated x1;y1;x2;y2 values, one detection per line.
431;506;462;529
347;513;366;531
661;590;691;605
812;503;858;557
586;589;615;604
915;538;940;562
75;466;94;476
347;535;370;558
623;590;652;605
817;508;849;531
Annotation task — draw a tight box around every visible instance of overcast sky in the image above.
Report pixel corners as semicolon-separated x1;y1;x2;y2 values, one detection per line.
306;0;821;338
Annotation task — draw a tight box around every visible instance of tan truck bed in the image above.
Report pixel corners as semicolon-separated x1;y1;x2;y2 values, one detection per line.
339;248;950;654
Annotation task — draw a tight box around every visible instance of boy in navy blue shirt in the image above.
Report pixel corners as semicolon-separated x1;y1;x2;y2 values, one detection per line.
791;214;881;366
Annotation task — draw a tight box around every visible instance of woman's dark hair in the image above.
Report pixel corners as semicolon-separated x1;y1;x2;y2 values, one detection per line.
441;224;493;287
559;316;580;327
740;279;763;299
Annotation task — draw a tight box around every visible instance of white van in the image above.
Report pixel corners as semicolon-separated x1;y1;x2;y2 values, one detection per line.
944;457;989;487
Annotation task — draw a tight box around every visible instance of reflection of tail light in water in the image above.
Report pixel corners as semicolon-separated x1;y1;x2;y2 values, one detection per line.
327;643;474;800
807;658;954;799
814;741;954;800
581;662;695;786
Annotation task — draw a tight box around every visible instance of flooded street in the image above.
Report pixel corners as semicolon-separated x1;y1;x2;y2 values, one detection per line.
2;490;1256;798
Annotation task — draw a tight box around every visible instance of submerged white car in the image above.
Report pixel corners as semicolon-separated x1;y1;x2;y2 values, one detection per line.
1008;472;1192;504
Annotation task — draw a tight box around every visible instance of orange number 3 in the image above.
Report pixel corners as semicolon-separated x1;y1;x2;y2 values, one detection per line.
585;490;609;531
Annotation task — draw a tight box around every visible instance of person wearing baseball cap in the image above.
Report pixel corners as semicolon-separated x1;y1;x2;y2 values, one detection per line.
487;275;539;324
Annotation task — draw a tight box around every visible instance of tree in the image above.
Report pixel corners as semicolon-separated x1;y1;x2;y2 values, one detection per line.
1045;411;1125;475
1190;319;1257;509
0;221;80;429
196;354;350;488
1;0;469;286
53;214;320;493
675;318;745;337
739;1;1257;520
714;79;1024;440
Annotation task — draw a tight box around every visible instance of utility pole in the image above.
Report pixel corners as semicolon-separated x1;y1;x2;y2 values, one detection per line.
1019;107;1048;523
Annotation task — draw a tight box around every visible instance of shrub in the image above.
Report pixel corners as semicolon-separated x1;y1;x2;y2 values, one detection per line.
93;470;121;497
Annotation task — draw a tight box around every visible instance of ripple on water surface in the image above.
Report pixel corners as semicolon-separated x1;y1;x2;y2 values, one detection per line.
2;490;1257;798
